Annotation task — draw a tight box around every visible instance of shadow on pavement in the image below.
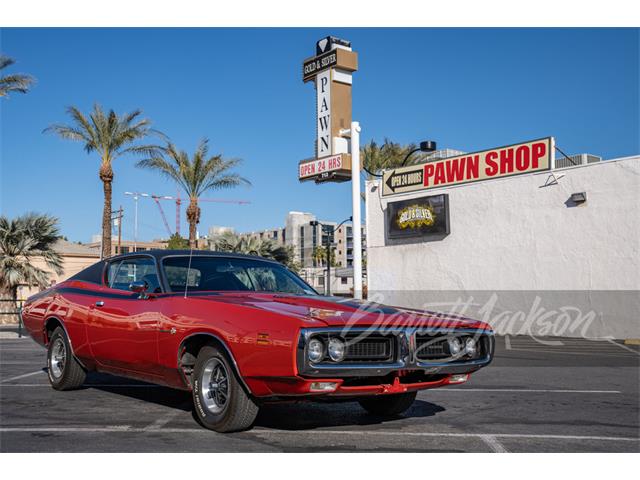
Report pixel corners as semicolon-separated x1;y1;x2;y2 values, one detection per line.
82;371;446;430
253;399;446;431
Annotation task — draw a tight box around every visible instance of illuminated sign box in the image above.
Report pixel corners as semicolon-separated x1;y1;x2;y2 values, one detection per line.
386;194;450;240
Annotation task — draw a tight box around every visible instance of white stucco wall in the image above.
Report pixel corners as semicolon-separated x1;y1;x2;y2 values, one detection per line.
365;156;640;339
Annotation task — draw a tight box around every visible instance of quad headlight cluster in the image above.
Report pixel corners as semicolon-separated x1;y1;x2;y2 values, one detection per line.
448;336;478;358
307;337;346;363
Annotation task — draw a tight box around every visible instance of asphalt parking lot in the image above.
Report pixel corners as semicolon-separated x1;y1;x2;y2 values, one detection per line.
1;333;638;452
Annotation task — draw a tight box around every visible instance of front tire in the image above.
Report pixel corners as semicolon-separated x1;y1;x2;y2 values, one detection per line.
47;327;86;390
192;345;259;432
358;391;417;416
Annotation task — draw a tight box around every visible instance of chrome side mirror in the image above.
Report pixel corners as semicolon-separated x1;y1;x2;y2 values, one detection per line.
129;280;149;299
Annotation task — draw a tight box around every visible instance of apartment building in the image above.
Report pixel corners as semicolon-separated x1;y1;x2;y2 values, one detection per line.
235;211;366;295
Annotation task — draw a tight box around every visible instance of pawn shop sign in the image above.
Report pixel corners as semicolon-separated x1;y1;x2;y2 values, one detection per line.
299;36;358;183
382;137;555;196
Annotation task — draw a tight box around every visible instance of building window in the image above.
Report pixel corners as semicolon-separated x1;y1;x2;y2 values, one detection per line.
120;246;129;254
318;277;324;286
341;277;348;285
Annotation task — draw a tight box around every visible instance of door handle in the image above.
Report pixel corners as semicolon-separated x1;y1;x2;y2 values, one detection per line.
95;301;105;307
159;327;176;335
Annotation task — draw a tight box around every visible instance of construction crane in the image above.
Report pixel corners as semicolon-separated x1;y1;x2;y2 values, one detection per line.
125;191;250;238
150;195;174;236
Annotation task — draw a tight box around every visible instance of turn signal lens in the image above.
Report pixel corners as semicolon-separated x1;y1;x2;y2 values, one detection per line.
328;338;346;362
449;374;469;384
309;382;338;392
307;338;324;363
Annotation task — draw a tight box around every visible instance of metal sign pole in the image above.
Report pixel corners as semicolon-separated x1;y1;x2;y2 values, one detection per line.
351;121;363;300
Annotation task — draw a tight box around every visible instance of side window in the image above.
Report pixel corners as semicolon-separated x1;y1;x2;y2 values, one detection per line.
107;257;161;292
164;265;202;290
247;267;301;293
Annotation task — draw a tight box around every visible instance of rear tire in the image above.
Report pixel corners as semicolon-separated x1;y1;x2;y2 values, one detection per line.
192;345;259;432
47;327;86;390
358;391;417;416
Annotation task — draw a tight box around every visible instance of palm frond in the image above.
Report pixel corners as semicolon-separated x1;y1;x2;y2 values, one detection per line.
0;213;63;295
0;55;15;70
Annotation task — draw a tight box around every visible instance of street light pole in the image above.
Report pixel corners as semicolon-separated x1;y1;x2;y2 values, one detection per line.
311;215;352;297
351;121;363;300
125;191;149;252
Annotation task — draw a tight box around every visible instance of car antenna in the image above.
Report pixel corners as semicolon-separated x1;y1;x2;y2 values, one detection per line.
184;246;194;299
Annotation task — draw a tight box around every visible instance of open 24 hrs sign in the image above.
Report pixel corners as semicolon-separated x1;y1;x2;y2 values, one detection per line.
382;137;555;196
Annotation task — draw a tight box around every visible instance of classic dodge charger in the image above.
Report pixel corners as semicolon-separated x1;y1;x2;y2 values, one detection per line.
22;250;494;432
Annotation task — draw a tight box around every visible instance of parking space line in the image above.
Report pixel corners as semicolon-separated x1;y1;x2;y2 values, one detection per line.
500;346;638;357
0;427;637;444
0;385;623;394
0;383;163;388
143;405;190;431
480;434;508;452
434;388;622;393
0;370;45;383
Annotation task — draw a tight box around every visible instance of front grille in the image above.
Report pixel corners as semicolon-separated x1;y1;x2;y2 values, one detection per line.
415;335;450;360
345;338;391;360
310;333;395;363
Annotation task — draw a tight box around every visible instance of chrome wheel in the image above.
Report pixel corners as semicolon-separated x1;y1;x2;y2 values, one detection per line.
200;358;229;414
50;337;66;379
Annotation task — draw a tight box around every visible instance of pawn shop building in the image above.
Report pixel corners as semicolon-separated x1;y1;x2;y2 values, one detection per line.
365;138;639;340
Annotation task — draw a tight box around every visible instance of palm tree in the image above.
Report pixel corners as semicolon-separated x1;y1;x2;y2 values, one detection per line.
312;245;336;267
0;213;63;311
212;232;297;270
137;139;250;248
0;55;34;98
45;104;161;259
361;138;420;179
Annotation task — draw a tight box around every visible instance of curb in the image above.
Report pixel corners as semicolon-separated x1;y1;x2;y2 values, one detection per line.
0;332;25;339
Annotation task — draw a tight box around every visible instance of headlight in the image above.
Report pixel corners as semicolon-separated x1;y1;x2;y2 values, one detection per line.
448;337;462;356
327;338;346;362
464;337;477;357
307;338;324;363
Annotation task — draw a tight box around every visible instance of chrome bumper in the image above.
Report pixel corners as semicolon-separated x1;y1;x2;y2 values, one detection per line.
296;327;495;377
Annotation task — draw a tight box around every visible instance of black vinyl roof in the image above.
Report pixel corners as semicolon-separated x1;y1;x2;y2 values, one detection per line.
107;249;280;264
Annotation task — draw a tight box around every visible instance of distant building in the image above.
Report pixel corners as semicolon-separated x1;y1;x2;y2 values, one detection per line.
16;239;100;301
85;239;168;256
236;211;366;295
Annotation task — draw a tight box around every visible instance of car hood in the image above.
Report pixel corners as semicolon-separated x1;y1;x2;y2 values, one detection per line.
187;292;490;330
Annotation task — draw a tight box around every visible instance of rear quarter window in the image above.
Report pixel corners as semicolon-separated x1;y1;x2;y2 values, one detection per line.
69;261;105;285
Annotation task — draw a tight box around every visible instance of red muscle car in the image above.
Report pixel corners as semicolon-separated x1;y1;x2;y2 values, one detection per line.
22;250;494;432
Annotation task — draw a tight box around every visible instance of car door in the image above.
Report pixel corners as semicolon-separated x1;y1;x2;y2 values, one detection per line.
87;255;162;377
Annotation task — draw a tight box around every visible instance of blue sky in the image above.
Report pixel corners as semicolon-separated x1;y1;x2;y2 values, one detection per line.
1;28;638;243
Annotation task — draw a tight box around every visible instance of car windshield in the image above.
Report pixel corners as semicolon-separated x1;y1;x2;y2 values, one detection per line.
162;256;318;295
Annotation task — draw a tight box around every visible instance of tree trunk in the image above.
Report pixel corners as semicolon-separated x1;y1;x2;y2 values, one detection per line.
186;199;201;249
100;163;114;259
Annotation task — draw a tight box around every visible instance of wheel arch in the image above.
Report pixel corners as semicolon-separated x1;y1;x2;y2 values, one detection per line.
43;316;89;371
44;316;66;346
178;332;252;395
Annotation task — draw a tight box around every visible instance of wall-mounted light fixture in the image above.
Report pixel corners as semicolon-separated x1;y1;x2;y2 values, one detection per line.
570;192;587;204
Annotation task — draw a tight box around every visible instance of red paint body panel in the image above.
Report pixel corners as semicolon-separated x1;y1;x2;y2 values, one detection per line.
22;264;493;397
